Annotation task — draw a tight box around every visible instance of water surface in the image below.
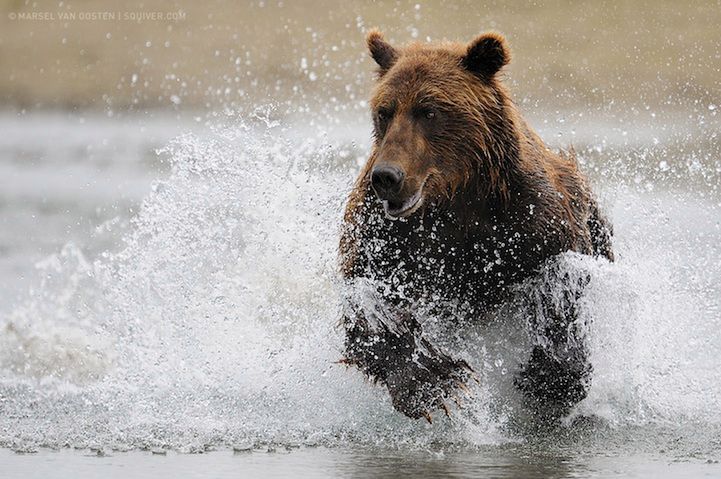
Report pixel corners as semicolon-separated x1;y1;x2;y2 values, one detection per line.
1;111;720;477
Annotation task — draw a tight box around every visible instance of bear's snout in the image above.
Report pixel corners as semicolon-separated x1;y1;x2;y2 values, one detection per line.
371;164;425;218
371;165;405;199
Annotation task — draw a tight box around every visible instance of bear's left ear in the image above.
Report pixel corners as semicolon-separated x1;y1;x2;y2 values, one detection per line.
462;32;510;78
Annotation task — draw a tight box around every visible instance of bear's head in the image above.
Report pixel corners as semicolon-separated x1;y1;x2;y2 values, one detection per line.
365;30;516;219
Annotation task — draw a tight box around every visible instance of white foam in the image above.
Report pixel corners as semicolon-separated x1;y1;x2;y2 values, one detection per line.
1;116;720;451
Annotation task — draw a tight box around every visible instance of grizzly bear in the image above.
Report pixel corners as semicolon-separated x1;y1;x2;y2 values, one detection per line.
339;30;613;424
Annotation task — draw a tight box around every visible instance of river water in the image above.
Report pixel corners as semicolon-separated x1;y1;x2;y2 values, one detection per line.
0;108;720;477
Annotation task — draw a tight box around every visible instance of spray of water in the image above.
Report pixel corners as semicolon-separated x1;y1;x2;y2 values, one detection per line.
1;114;720;453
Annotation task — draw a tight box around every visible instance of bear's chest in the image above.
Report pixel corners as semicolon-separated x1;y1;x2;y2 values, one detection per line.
362;211;544;306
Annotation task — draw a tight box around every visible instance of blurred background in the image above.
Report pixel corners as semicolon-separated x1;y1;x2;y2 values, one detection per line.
0;0;720;304
1;0;720;111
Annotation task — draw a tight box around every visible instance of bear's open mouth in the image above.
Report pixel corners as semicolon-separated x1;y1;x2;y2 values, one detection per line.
383;189;423;219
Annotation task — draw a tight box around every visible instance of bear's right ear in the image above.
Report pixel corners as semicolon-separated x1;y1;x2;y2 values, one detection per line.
462;31;510;79
367;29;398;75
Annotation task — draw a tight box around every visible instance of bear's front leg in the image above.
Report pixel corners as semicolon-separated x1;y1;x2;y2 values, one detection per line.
515;343;591;422
514;266;593;422
343;307;474;421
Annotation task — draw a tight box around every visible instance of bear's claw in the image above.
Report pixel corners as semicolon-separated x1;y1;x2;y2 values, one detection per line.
440;402;452;418
385;350;475;421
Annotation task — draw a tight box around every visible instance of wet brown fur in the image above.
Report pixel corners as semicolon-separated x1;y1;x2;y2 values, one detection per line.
339;30;613;422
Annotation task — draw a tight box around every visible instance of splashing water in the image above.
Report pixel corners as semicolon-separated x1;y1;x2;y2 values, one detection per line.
1;115;720;454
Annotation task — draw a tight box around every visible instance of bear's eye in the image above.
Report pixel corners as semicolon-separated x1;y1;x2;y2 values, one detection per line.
414;106;438;122
377;108;392;122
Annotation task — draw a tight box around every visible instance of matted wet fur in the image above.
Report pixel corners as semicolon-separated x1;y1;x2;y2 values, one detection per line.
338;30;613;423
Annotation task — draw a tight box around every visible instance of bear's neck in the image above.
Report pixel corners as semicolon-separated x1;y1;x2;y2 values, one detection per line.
467;91;530;208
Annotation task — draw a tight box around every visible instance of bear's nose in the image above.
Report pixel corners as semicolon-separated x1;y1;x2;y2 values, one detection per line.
371;166;404;198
